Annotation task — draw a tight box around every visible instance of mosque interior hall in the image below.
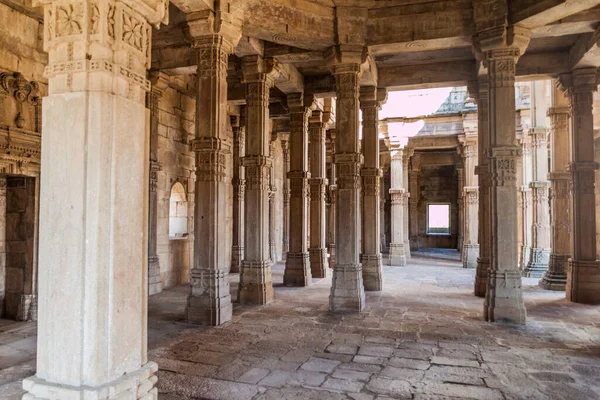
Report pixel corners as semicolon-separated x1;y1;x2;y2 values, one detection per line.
2;0;600;399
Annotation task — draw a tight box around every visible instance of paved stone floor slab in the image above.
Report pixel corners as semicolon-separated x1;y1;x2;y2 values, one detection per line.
1;257;600;399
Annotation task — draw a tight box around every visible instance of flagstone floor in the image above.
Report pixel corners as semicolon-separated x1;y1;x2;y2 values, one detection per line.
2;256;600;399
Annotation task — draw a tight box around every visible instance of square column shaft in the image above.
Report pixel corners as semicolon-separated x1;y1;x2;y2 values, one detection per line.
329;62;366;312
483;47;526;324
559;68;600;304
360;87;386;290
284;93;314;286
474;76;490;298
186;35;236;326
22;0;168;397
541;90;571;291
402;149;412;259
389;151;407;266
309;110;330;279
238;55;277;304
231;116;245;273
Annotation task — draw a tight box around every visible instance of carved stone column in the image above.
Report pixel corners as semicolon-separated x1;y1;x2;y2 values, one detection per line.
0;178;5;318
520;137;533;269
281;138;290;259
541;91;570;290
474;76;490;297
389;150;407;266
284;94;314;286
461;137;479;268
186;27;242;325
231;115;245;273
524;80;551;277
147;72;168;295
309;110;329;278
238;55;278;304
456;161;465;252
409;154;421;252
360;86;386;290
329;61;365;312
327;129;337;269
483;47;526;324
559;68;600;304
403;148;413;259
22;0;167;396
269;140;277;263
379;152;390;254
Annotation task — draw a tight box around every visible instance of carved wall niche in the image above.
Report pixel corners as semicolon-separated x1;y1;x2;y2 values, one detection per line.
0;72;41;132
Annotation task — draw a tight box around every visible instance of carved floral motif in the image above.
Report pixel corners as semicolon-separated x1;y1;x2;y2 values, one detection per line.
56;4;83;37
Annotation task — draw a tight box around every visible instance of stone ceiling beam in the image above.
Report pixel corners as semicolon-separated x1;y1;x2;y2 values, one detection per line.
509;0;600;29
378;60;477;91
271;60;305;94
235;36;264;58
568;25;600;69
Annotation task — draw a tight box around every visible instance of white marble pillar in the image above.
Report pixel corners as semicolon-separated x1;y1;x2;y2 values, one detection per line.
457;161;465;252
238;55;278;304
379;153;390;254
559;68;600;304
474;76;490;297
520;137;533;269
309;110;329;278
541;87;570;290
402;148;412;259
22;0;167;396
231;115;245;273
329;60;366;312
483;46;526;324
284;93;314;286
389;150;407;266
524;81;551;277
409;154;421;252
186;29;241;325
461;137;479;268
360;87;386;290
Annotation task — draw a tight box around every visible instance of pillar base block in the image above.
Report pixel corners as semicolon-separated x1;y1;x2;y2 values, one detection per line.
186;269;232;326
148;256;162;296
270;244;277;263
231;245;244;273
389;243;406;266
329;263;366;312
23;362;158;400
283;252;312;286
328;244;336;269
523;248;550;278
238;260;274;305
484;270;526;324
462;244;479;269
539;254;568;291
404;240;411;259
567;259;600;304
361;254;383;291
520;245;531;269
309;248;329;278
474;257;489;297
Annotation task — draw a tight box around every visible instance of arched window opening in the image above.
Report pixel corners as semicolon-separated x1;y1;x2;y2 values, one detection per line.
169;182;188;239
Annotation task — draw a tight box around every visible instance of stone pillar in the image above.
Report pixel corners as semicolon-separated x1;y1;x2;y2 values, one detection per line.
389;150;407;266
309;110;329;278
231;115;245;273
327;129;337;269
186;29;242;325
238;55;278;304
269;140;277;263
541;88;571;290
559;68;600;304
402;148;412;259
379;153;390;254
147;72;168;295
0;178;5;317
329;61;366;312
360;87;386;290
281;138;290;259
22;0;167;396
284;94;314;286
483;47;526;324
461;138;479;268
520;136;533;269
456;161;465;252
524;80;551;277
474;76;490;297
409;154;421;252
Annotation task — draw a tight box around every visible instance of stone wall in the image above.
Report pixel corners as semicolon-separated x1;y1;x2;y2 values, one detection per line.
417;164;459;249
155;76;196;289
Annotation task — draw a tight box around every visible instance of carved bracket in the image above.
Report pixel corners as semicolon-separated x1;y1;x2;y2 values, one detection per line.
0;72;39;129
